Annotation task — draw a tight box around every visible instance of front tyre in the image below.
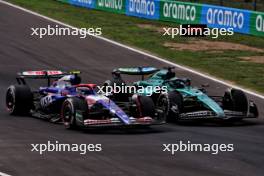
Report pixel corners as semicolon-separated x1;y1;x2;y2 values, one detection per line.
223;88;248;113
6;85;33;115
137;96;155;117
156;91;183;122
249;102;258;118
61;97;87;129
222;88;259;121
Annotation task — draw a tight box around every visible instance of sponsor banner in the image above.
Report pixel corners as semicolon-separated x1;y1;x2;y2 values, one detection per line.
201;5;250;34
250;12;264;37
160;1;202;24
57;0;69;2
70;0;96;9
96;0;126;13
125;0;160;20
57;0;264;37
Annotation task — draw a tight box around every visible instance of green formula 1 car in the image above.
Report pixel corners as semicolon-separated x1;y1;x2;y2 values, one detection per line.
104;67;258;122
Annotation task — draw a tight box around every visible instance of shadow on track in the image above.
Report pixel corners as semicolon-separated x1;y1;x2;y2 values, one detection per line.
170;119;263;127
76;125;170;135
2;114;170;135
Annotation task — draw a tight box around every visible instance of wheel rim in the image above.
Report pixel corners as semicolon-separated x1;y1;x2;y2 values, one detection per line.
6;89;15;112
63;103;73;127
157;96;169;114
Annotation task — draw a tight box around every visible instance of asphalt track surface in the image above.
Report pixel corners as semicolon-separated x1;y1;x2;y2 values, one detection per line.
0;2;264;176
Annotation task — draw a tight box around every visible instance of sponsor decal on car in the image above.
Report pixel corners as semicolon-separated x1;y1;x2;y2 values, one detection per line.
22;70;64;76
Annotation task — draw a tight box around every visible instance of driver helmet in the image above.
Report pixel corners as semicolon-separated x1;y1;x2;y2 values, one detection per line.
58;74;81;86
166;67;175;80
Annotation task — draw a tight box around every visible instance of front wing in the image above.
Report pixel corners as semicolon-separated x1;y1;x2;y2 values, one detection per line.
75;112;165;128
83;117;165;128
179;110;257;120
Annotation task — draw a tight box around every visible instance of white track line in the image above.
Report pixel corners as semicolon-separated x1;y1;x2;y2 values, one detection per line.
0;171;12;176
1;0;264;100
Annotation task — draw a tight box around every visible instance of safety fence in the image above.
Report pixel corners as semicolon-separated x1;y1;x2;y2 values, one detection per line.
57;0;264;36
178;0;263;11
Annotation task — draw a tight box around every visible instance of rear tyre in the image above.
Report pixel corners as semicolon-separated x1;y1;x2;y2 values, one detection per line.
61;97;87;129
156;91;183;122
6;85;33;115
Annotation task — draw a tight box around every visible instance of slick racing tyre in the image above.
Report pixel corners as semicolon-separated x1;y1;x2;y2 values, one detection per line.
6;85;33;115
138;96;155;117
223;88;248;113
156;91;183;122
249;102;258;118
61;97;87;129
132;95;155;118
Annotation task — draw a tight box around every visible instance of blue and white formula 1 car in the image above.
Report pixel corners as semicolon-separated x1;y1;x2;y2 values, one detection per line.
5;70;165;129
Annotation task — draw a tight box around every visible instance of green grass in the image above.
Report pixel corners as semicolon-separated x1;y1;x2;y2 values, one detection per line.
6;0;264;94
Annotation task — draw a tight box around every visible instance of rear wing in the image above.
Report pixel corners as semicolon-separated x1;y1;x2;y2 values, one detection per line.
115;67;159;75
16;70;81;86
113;67;159;80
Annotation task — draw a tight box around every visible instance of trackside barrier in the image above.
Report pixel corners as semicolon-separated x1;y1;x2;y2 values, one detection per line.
250;11;264;37
56;0;264;37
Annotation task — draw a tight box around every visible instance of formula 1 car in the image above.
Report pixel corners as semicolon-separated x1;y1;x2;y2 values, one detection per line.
104;67;259;122
5;70;165;129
